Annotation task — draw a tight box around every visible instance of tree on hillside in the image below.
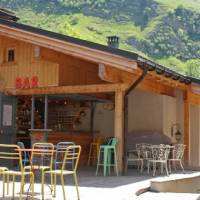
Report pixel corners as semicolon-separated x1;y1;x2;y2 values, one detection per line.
186;59;200;78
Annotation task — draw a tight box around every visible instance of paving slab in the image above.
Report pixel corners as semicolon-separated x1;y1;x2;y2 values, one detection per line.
0;168;199;200
136;192;200;200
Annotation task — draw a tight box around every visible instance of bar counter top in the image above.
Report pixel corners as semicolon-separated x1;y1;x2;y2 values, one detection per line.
29;129;52;132
31;130;93;165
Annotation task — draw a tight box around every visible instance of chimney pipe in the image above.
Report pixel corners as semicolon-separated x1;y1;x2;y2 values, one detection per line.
107;36;119;48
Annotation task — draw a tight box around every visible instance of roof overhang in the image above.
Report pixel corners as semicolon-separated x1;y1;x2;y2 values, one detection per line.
0;19;138;73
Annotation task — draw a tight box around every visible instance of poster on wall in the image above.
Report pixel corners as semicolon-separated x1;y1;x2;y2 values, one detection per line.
3;105;13;126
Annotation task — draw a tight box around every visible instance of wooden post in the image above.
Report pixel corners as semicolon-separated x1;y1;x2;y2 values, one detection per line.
184;98;190;165
44;95;48;129
115;89;125;174
90;102;95;135
31;95;35;129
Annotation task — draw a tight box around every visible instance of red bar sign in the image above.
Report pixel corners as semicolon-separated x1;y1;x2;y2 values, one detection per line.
15;76;39;89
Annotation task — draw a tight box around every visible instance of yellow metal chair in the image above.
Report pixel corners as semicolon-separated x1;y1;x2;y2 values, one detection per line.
41;145;81;200
0;144;34;200
0;166;8;196
24;142;54;194
88;136;105;166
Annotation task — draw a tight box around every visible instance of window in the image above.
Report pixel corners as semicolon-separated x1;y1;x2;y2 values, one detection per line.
7;49;15;62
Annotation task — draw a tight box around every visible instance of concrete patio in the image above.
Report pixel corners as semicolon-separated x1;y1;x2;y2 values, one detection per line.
0;167;200;200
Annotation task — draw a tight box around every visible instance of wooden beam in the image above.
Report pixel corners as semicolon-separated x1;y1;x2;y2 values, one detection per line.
184;92;190;165
98;65;176;97
0;25;138;72
138;79;175;97
98;64;140;84
148;71;187;90
188;92;200;105
6;84;129;96
115;89;125;174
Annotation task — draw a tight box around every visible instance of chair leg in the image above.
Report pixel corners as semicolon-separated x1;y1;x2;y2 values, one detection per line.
114;149;118;176
179;160;184;173
41;171;45;200
96;149;101;176
147;161;150;174
53;174;56;198
12;175;15;199
169;160;172;173
74;172;80;200
140;160;143;173
19;175;24;200
3;173;5;198
7;174;9;195
50;173;53;194
31;173;34;200
153;162;156;176
61;175;66;200
173;161;176;172
107;150;112;176
165;162;169;176
103;149;108;176
87;144;92;166
160;163;164;174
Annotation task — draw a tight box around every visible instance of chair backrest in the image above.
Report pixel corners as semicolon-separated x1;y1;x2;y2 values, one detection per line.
0;144;23;170
55;142;75;160
106;137;118;146
17;142;27;159
151;144;170;161
56;142;75;152
17;142;25;149
61;145;81;172
173;144;185;159
31;142;54;169
93;136;105;145
136;143;152;159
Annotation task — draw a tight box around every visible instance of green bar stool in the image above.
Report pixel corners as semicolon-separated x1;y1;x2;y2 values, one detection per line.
96;137;118;176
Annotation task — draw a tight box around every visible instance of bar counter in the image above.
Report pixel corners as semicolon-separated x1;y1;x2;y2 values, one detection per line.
30;130;93;165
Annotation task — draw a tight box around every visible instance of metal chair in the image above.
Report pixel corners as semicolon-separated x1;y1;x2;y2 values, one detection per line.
41;145;81;200
127;143;144;172
24;142;54;195
0;144;34;200
168;144;185;173
147;144;170;176
53;142;75;170
17;142;29;168
96;137;118;176
88;136;105;166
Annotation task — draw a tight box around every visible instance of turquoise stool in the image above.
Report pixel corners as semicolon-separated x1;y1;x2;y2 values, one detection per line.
96;137;118;176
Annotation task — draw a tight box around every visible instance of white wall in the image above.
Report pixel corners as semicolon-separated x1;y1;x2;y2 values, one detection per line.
74;103;114;137
162;95;177;142
128;90;163;133
175;90;184;144
189;104;200;167
94;103;114;137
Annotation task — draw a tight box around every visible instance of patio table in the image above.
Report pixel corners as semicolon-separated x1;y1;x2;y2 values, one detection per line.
15;148;55;199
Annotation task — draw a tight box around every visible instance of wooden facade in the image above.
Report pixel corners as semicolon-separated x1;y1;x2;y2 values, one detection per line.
1;17;200;171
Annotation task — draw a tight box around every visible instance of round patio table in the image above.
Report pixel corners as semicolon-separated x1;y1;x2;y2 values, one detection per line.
15;148;55;199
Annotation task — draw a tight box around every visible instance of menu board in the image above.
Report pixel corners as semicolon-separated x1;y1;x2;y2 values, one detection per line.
3;105;13;126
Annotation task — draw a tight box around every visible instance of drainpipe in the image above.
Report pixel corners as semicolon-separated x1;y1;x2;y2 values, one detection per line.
123;64;148;174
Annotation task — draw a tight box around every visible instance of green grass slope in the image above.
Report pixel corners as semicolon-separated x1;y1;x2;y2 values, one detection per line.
0;0;199;77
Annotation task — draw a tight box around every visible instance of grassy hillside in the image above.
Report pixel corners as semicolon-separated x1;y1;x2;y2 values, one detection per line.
0;0;199;77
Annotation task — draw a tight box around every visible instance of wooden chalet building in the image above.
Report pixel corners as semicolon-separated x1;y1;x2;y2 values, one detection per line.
0;9;200;172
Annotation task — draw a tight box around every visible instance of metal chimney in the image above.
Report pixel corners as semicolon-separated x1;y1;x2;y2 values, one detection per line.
107;36;119;48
